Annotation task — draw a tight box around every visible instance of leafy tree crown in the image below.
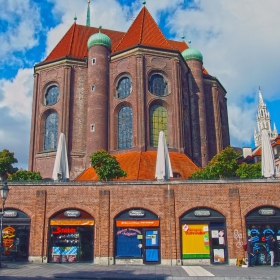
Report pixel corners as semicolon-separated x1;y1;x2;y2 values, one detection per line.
0;149;18;179
90;150;127;181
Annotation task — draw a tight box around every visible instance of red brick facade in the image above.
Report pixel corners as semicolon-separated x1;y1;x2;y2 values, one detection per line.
27;6;230;180
3;180;280;265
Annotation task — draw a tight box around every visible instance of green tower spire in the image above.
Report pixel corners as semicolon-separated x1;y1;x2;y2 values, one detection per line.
86;0;90;26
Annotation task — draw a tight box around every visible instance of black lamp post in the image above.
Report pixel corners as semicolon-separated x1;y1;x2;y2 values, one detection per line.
0;182;9;268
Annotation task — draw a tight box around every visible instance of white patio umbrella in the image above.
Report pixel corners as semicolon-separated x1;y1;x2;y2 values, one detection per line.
52;133;70;181
155;131;173;180
261;129;275;178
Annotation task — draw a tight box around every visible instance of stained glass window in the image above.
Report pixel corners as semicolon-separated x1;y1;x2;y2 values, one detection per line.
44;113;58;150
150;105;168;147
45;86;59;106
118;106;133;149
117;77;131;99
149;74;167;96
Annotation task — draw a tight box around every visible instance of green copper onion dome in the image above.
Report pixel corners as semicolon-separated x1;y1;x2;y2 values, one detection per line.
182;47;203;62
87;26;112;49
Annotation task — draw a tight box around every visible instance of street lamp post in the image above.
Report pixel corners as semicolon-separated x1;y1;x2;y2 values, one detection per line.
0;182;9;268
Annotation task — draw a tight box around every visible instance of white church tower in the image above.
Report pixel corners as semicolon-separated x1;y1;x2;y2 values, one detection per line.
254;87;278;147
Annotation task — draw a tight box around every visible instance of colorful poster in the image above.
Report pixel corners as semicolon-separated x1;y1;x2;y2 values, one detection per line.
182;224;210;259
213;249;225;262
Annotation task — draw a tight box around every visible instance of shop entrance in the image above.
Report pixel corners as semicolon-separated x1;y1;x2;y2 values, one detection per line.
1;209;30;262
48;209;94;263
115;208;160;264
246;206;280;265
180;207;227;265
143;228;160;264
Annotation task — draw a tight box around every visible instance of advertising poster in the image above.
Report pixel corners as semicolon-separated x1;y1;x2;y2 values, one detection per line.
182;224;210;259
213;249;225;263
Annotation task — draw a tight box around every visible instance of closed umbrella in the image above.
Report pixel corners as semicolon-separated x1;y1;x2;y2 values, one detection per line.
261;129;275;178
155;131;173;180
52;133;70;181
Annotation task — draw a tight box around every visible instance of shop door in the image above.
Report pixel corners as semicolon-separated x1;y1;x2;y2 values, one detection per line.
143;229;160;264
209;224;227;264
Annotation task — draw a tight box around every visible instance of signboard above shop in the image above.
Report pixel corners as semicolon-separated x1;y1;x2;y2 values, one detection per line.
258;208;276;216
181;207;225;221
194;210;211;217
129;210;145;217
3;210;18;218
64;210;81;218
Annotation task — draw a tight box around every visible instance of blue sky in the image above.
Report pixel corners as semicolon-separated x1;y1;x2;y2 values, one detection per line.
0;0;280;170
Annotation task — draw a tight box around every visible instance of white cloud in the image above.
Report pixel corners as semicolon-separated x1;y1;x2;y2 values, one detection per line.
0;0;41;65
0;68;33;118
0;68;33;170
166;0;280;146
46;0;132;56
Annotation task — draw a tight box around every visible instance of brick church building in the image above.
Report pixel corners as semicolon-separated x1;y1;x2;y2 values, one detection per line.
28;3;230;180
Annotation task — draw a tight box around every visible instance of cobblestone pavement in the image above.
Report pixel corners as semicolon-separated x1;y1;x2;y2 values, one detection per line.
0;262;279;280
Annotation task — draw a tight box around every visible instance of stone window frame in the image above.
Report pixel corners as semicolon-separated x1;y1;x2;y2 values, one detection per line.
43;83;60;106
117;105;133;150
149;101;169;147
148;71;170;97
41;109;59;151
115;73;132;99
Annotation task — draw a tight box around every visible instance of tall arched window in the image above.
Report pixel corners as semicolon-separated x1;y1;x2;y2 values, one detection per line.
150;105;168;147
118;106;133;149
117;77;131;99
45;85;59;106
44;113;58;150
149;74;167;96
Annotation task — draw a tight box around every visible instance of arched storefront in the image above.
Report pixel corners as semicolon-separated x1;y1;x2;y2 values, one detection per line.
114;208;160;264
180;207;228;265
2;209;30;261
246;206;280;265
48;209;94;263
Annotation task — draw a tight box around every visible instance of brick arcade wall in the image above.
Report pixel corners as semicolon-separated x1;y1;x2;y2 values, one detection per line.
4;179;280;265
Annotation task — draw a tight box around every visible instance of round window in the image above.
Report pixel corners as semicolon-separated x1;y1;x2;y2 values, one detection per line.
117;77;131;99
45;85;59;106
149;74;167;96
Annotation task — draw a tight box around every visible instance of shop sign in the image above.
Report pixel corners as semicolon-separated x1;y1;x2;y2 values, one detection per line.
64;210;81;218
194;210;211;217
117;228;141;236
129;210;145;217
116;220;159;227
3;210;18;218
52;227;77;234
258;209;275;216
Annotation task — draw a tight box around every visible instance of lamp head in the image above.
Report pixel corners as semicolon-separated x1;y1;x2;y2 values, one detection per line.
1;181;9;200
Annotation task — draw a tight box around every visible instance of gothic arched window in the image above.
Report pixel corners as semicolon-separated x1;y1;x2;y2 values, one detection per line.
150;105;168;147
118;106;133;149
117;77;131;99
45;85;59;106
44;113;58;150
149;74;167;96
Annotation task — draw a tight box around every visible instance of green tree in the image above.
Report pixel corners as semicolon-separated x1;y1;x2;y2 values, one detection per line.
236;162;261;179
7;170;42;181
90;150;127;181
0;149;18;181
190;146;241;179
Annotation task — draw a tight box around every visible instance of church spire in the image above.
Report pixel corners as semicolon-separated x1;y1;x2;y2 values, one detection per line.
254;87;278;147
86;0;90;26
258;86;264;106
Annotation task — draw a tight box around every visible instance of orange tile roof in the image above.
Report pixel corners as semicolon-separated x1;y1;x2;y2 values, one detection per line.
272;135;280;147
43;9;209;75
114;7;174;53
45;24;125;62
75;151;199;181
252;134;280;156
